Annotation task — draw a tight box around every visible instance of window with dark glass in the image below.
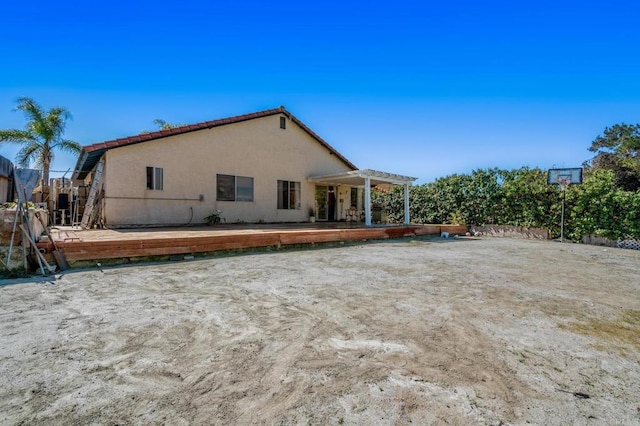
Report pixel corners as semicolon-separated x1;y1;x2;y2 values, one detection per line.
350;187;358;208
217;174;254;202
277;180;300;209
146;167;163;190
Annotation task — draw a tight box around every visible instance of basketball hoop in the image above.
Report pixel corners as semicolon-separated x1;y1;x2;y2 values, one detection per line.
548;168;583;243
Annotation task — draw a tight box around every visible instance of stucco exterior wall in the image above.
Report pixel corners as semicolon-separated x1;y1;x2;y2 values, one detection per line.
101;114;354;226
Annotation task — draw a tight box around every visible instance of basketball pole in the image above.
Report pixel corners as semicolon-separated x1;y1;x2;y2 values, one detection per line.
560;186;566;243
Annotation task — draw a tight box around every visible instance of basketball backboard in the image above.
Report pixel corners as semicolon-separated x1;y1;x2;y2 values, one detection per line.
547;168;583;186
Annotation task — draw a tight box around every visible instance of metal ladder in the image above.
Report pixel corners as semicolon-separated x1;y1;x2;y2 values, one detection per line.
80;158;104;229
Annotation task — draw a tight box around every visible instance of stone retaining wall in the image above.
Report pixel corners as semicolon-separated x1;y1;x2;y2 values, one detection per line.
470;225;550;240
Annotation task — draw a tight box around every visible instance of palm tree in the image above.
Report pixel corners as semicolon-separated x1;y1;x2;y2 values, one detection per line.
0;97;81;197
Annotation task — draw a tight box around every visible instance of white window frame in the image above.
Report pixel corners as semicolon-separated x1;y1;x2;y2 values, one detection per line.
146;166;163;190
277;180;300;209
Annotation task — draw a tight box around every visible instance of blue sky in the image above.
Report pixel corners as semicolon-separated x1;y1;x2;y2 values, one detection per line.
1;0;639;184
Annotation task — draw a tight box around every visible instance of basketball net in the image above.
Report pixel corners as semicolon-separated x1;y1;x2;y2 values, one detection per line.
557;176;571;192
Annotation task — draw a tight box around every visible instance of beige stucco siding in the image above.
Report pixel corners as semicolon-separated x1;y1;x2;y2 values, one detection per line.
101;114;354;226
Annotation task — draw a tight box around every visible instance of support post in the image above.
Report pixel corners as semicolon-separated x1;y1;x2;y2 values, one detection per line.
560;187;566;242
404;183;411;225
364;177;371;227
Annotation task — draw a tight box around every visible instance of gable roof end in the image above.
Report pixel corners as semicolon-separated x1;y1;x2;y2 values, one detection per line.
72;107;356;179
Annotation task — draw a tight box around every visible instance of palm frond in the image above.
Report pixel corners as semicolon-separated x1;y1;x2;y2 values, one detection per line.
46;107;72;139
15;97;45;129
16;143;42;168
54;139;82;154
0;129;35;144
49;106;72;121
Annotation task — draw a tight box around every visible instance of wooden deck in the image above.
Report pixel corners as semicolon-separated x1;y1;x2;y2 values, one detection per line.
36;223;468;266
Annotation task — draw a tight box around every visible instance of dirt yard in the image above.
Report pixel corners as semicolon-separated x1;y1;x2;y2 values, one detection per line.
1;237;639;425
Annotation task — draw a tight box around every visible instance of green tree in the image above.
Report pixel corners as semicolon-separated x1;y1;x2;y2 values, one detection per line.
568;169;640;241
0;97;81;196
153;119;183;130
497;167;560;230
585;123;640;191
140;119;185;134
461;168;502;225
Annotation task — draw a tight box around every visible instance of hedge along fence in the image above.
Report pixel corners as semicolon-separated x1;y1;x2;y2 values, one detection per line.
373;167;640;244
566;169;640;242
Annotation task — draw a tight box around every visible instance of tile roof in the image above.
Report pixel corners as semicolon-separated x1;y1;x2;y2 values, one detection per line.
72;106;357;179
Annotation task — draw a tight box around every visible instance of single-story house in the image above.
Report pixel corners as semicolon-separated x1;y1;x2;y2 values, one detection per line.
71;107;415;227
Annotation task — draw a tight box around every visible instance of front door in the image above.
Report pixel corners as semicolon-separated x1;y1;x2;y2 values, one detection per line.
315;186;336;221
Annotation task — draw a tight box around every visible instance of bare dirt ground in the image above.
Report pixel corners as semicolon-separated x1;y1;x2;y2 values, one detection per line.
1;237;639;425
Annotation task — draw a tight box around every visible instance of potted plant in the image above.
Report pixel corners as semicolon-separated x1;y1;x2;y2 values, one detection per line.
205;209;222;226
308;207;316;223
